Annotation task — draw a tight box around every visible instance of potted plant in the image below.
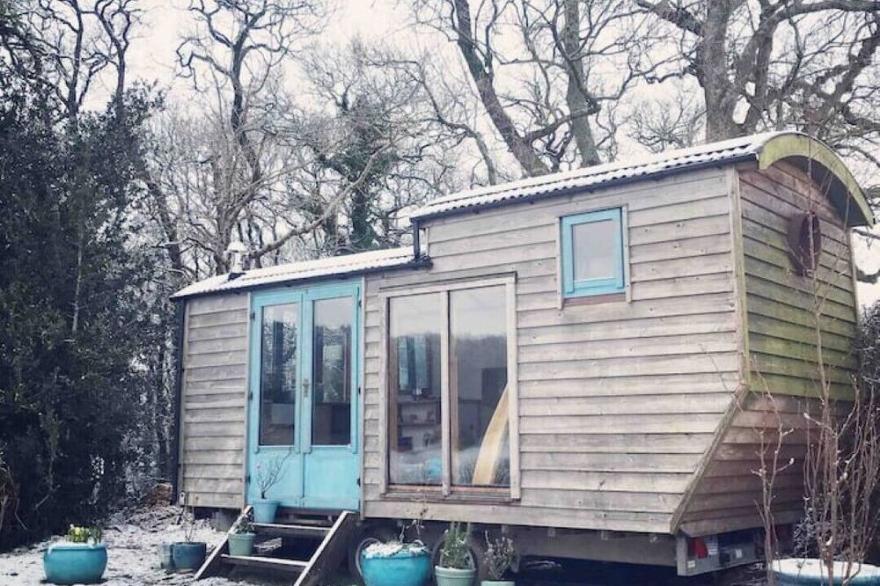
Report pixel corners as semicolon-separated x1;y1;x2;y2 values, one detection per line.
482;533;516;586
171;501;207;572
43;525;107;585
253;452;290;523
227;512;256;557
359;518;432;586
435;522;476;586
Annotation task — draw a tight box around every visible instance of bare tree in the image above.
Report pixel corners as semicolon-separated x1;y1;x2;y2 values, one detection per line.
162;0;326;273
410;0;663;176
0;0;138;119
293;42;463;255
637;1;880;147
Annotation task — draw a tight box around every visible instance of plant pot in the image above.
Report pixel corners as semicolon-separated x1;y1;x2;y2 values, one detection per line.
228;533;256;557
773;559;880;585
252;500;280;524
171;541;207;571
158;543;174;571
361;547;432;586
435;565;477;586
43;543;108;585
481;581;514;586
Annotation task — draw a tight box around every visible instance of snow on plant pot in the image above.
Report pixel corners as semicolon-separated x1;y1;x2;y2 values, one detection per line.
43;525;107;585
360;541;432;586
482;533;516;586
435;522;477;586
227;512;256;557
252;452;291;523
171;504;207;571
772;559;880;585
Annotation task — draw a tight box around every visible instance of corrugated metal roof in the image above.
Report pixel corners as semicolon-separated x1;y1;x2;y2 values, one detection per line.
171;246;418;299
411;131;785;221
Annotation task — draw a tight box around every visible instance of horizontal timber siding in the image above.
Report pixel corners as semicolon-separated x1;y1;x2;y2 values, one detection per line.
678;162;859;534
678;394;817;536
739;163;858;399
362;168;740;534
179;292;249;509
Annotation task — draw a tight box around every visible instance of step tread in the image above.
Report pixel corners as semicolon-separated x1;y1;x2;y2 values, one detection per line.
221;554;309;572
253;522;331;535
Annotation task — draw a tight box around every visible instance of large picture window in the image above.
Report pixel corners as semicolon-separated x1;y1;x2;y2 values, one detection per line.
386;279;517;495
389;294;443;485
450;286;509;487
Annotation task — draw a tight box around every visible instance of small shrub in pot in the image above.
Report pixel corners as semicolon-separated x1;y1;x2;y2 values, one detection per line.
482;533;516;586
227;513;256;557
171;503;207;571
435;522;476;586
43;526;107;585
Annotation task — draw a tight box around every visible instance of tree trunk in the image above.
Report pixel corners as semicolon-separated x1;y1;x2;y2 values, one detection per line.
562;0;601;167
452;0;549;176
700;0;743;141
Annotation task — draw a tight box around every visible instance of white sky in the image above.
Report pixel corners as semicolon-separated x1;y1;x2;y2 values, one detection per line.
128;0;880;307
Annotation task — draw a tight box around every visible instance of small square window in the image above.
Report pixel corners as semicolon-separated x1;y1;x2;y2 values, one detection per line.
561;208;626;298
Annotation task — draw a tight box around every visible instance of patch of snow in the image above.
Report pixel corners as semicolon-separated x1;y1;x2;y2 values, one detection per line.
773;558;880;581
362;540;428;559
0;506;240;585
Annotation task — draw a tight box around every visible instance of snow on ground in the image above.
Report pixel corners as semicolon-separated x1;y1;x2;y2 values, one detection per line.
0;506;244;585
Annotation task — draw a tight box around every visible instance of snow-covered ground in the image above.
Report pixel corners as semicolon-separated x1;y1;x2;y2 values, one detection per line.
0;506;242;585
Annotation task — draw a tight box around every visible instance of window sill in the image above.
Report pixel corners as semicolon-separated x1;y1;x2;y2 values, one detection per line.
562;291;627;307
382;488;516;505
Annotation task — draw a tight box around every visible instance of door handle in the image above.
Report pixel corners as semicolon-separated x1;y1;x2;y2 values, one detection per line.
302;379;310;399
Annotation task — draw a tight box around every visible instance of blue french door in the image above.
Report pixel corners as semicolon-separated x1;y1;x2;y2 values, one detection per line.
246;280;361;510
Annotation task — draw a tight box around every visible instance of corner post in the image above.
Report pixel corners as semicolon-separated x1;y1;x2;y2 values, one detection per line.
170;298;186;500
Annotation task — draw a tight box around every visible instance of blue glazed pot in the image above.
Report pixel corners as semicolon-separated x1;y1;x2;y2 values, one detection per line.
774;559;880;585
361;548;432;586
43;543;107;585
171;541;207;571
228;533;255;556
252;500;280;524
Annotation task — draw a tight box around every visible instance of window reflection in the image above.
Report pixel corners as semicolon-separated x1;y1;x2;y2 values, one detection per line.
450;286;509;487
572;219;617;281
388;294;443;485
312;297;352;446
259;304;298;446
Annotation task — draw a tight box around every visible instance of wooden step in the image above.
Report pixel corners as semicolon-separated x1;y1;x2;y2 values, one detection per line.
253;522;330;539
220;554;308;574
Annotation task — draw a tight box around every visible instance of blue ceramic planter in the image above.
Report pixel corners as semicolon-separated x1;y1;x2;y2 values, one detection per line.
171;541;207;571
774;559;880;585
43;543;107;585
361;548;432;586
252;500;279;524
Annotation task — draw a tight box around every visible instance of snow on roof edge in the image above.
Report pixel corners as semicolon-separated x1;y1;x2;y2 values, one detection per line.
172;246;418;300
411;131;786;221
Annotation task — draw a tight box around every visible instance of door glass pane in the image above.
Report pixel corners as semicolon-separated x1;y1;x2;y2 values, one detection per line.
388;294;442;485
450;286;509;487
312;297;352;446
259;304;298;446
572;219;617;281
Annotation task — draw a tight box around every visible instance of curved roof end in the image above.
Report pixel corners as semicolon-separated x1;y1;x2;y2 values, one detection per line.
758;133;875;227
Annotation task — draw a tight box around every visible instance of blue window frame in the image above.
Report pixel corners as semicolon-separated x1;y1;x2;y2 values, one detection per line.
561;208;626;298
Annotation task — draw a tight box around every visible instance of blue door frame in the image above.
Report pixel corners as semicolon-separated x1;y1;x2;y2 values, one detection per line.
246;279;361;510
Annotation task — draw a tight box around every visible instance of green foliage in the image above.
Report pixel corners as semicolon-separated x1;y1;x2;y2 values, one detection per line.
66;525;102;544
438;522;473;570
233;512;254;535
0;80;160;549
